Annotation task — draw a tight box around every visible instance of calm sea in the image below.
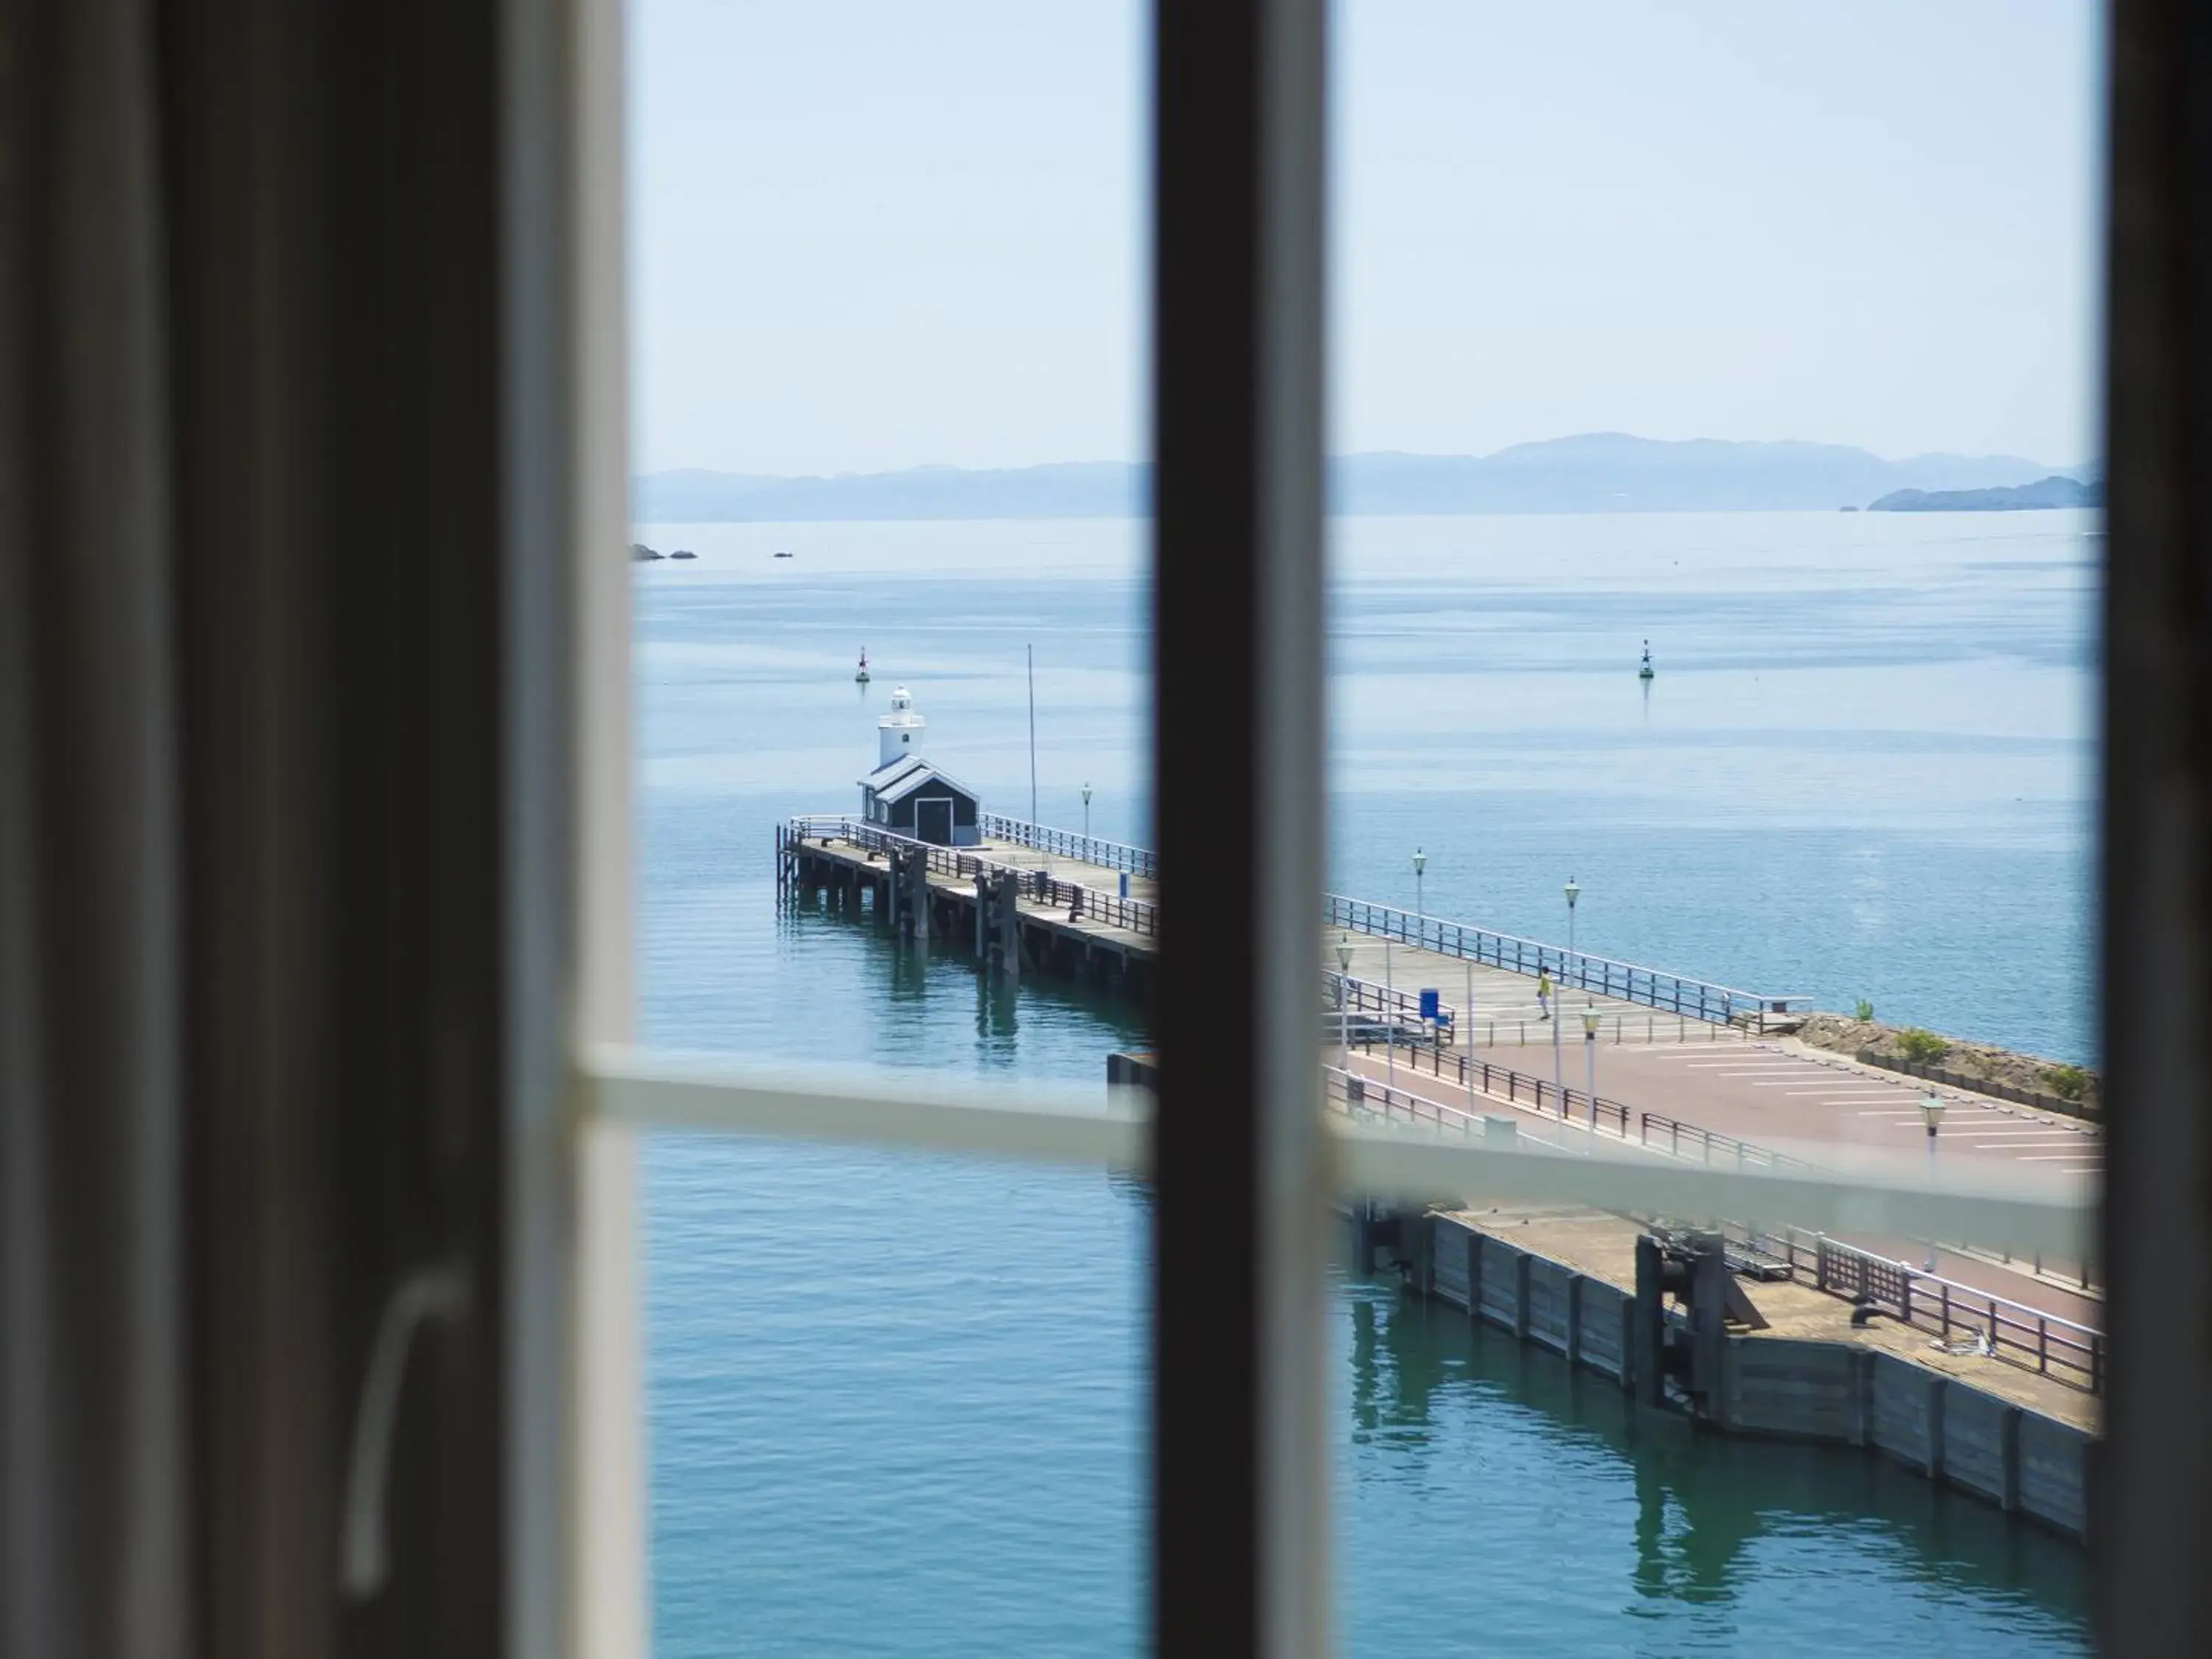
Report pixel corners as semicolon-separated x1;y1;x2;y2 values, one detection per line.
636;510;2097;1657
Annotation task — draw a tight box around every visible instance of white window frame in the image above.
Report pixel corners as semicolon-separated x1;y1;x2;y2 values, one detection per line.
518;6;2097;1659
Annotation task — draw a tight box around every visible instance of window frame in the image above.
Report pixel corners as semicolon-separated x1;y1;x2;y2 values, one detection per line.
522;4;2159;1659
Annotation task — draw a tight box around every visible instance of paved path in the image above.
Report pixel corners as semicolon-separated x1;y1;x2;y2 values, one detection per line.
1343;1039;2102;1323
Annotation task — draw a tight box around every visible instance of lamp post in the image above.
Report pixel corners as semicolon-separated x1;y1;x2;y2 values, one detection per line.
1582;1007;1602;1133
1465;950;1479;1115
1082;782;1092;840
1564;874;1580;959
1384;917;1396;1091
1920;1093;1946;1272
1336;934;1353;1071
1413;846;1427;927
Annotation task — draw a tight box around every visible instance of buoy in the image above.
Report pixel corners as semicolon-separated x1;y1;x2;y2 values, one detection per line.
1638;640;1655;681
855;647;871;685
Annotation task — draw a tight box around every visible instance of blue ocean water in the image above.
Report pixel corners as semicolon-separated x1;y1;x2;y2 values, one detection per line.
636;510;2096;1657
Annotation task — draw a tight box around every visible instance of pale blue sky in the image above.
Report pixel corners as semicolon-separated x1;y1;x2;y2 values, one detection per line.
629;1;2104;476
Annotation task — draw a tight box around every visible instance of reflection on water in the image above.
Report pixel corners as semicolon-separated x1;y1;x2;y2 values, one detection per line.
1337;1276;2091;1655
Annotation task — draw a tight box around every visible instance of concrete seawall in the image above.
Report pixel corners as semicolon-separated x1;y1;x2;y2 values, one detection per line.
1356;1205;2093;1543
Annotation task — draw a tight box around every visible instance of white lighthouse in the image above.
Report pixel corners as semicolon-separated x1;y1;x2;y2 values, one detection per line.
879;684;925;766
858;684;981;846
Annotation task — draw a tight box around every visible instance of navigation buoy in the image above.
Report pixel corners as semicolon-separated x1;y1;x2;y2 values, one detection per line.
855;647;871;685
1638;640;1655;681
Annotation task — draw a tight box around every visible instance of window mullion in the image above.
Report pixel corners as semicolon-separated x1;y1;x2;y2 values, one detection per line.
1152;4;1330;1657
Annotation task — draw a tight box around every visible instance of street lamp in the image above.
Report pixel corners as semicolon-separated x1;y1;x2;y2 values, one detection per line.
1383;914;1397;1091
1582;1007;1603;1133
1082;782;1092;839
1920;1093;1947;1271
1335;934;1353;1070
1413;846;1427;926
1564;875;1580;959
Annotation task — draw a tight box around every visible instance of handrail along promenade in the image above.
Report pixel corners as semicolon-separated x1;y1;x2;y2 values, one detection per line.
1712;1221;2104;1393
1325;892;1804;1032
810;812;1805;1032
1321;1058;2104;1394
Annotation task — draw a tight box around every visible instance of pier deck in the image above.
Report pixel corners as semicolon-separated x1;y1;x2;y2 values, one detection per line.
785;812;2098;1312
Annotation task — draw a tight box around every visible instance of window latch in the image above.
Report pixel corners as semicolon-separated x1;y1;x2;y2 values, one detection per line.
338;1262;471;1600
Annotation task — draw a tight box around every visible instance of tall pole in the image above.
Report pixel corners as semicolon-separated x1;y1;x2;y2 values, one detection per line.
1464;955;1477;1115
1027;644;1037;825
1551;974;1562;1096
1585;1016;1597;1127
1384;931;1395;1089
1925;1121;1939;1272
1919;1093;1944;1272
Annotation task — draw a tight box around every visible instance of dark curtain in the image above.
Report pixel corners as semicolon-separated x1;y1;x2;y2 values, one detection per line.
2;1;509;1657
0;4;187;1658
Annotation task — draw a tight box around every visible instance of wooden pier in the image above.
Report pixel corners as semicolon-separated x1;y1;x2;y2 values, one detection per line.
776;815;1155;992
779;811;1806;1038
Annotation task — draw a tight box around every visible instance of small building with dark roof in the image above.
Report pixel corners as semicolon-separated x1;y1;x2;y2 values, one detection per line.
858;686;981;846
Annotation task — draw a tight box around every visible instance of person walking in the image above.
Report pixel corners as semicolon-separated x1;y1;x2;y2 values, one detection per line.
1536;968;1553;1021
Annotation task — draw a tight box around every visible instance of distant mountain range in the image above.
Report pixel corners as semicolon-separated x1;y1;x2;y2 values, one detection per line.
1868;474;2104;512
633;434;2098;522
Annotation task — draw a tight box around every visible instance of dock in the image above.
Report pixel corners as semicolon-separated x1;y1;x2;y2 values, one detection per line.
779;810;1803;1033
784;810;2102;1315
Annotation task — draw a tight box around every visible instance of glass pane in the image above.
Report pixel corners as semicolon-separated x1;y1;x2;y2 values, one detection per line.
628;4;1152;1653
1327;3;2101;1652
650;1135;1147;1656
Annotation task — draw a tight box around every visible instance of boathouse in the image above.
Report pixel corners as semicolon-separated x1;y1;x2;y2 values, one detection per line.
858;686;981;846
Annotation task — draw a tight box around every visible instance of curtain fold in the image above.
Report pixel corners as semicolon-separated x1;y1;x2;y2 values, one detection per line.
0;4;187;1658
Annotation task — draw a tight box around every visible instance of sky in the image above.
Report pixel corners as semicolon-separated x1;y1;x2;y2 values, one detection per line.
629;1;2105;477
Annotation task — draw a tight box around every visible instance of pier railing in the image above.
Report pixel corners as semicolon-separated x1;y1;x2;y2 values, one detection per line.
1322;1067;1490;1140
1717;1222;2104;1392
1324;894;1804;1032
787;815;1161;936
1315;1049;2104;1390
1638;1112;1816;1175
1327;1005;1635;1138
1322;970;1752;1048
979;813;1158;878
973;815;1804;1030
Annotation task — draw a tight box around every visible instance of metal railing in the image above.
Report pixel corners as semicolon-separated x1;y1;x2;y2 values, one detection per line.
1325;1004;1635;1138
1321;970;1751;1048
907;816;1809;1032
786;815;1160;936
1719;1222;2104;1393
978;813;1158;878
1638;1112;1816;1176
1322;1067;1491;1140
1324;894;1804;1032
1315;1043;2104;1391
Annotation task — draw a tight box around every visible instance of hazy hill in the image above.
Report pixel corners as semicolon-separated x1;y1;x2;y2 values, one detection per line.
633;434;2076;522
1868;474;2103;512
